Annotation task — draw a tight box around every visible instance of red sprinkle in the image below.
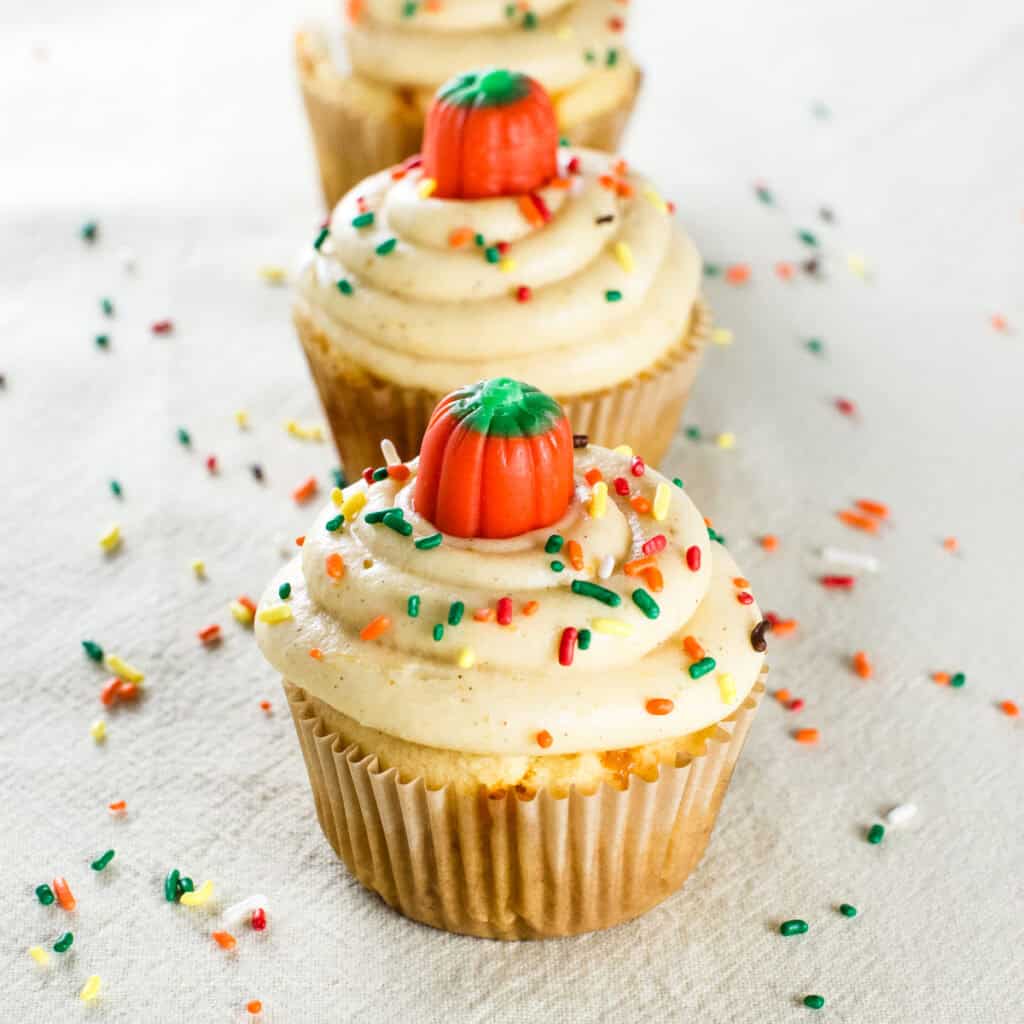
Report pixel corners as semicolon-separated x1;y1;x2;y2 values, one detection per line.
584;467;603;486
835;397;857;416
736;591;754;605
566;156;581;175
685;545;701;571
821;575;855;589
529;191;552;223
642;534;667;556
788;698;805;712
495;240;510;255
151;319;174;335
295;536;305;547
496;597;513;626
558;627;578;667
251;907;267;931
613;476;630;496
629;455;645;477
205;455;218;474
515;285;532;303
198;623;222;644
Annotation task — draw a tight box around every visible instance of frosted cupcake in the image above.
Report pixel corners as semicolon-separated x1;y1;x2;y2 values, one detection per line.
255;378;768;939
297;1;641;206
295;68;709;476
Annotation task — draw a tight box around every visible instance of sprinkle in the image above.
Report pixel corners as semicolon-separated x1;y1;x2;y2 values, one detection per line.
932;671;950;685
375;238;398;257
90;719;107;742
642;535;667;556
313;227;330;249
80;221;99;242
577;628;592;651
803;995;825;1010
91;849;116;872
164;869;181;902
360;615;391;642
780;919;808;936
573;434;590;448
231;600;255;625
839;903;858;917
645;698;674;716
688;656;716;679
108;799;127;814
613;241;634;273
822;547;879;572
950;672;966;688
545;534;564;554
257;604;293;624
514;285;532;303
714;673;737;705
325;513;345;533
852;651;873;678
251;907;267;930
339;491;367;521
324;553;345;580
536;730;553;749
582;479;608;519
598;554;615;579
652;482;671;521
724;264;750;285
1000;700;1020;718
683;636;705;660
837;510;879;533
448;226;473;248
212;930;237;951
496;597;513;626
383;510;413;536
711;327;734;345
835;397;857;416
631;588;660;619
83;639;104;662
259;265;287;284
571;580;621;607
456;647;476;669
99;523;122;552
604;289;623;302
643;186;668;213
716;432;736;450
198;624;222;645
584;467;603;486
94;333;110;349
558;627;578;666
794;728;819;745
36;883;55;905
432;624;444;641
624;556;656;577
628;455;645;478
250;464;265;481
589;618;632;639
190;558;207;579
885;803;917;826
292;477;318;503
76;973;101;1002
53;932;74;953
770;618;798;636
247;1001;263;1015
855;498;889;519
28;946;49;965
685;545;701;571
867;823;885;844
522;600;540;616
847;252;868;278
180;880;214;906
820;575;854;590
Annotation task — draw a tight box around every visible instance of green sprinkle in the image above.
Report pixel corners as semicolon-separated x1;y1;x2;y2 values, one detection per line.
94;334;110;348
545;534;564;554
708;527;726;544
632;588;660;619
474;233;485;247
53;932;74;953
432;624;444;642
383;510;413;536
448;601;464;626
176;427;191;446
672;477;684;489
505;3;516;16
91;849;116;872
685;425;701;440
950;671;966;688
798;229;819;246
571;580;621;607
313;227;329;250
80;221;98;242
110;480;122;497
839;903;858;918
803;995;825;1010
550;560;565;573
332;468;347;488
278;582;292;600
164;868;181;903
82;640;104;662
101;297;115;317
415;533;443;550
325;514;344;532
372;467;389;482
606;47;619;66
351;212;375;228
364;507;400;524
522;10;537;28
779;919;809;936
806;337;824;354
578;629;592;651
177;876;194;896
407;595;420;618
35;884;55;905
703;264;721;277
605;289;623;302
336;278;354;295
867;823;885;844
401;0;417;15
689;656;717;679
375;238;397;256
484;246;500;264
755;186;774;205
584;49;596;63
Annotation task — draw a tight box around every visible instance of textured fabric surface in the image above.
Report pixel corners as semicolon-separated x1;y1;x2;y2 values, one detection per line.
2;1;1021;1022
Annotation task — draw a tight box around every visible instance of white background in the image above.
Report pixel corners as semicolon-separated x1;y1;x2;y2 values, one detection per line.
2;1;1022;1022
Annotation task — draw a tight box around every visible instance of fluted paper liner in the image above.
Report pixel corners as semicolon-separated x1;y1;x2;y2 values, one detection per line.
284;671;764;940
296;30;643;209
294;298;710;475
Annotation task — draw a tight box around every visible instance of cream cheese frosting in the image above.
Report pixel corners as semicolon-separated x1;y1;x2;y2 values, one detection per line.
296;147;702;396
256;444;765;756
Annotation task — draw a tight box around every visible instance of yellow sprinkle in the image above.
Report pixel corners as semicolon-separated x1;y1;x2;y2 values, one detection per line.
716;432;736;450
847;252;868;278
456;647;476;669
28;946;49;965
718;673;737;704
257;604;293;625
259;265;287;285
591;617;634;637
330;487;344;508
612;444;633;457
499;258;517;273
418;177;437;198
190;558;206;578
652;482;671;521
340;491;367;520
555;25;574;40
179;879;213;907
711;327;734;346
380;438;399;466
234;410;249;430
285;420;324;442
98;524;121;552
613;241;635;273
79;975;101;1003
105;654;144;683
90;719;107;743
588;480;608;518
643;186;669;214
230;600;254;626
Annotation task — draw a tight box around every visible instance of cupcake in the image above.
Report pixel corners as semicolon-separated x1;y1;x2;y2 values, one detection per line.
255;378;768;939
294;67;709;476
297;1;641;207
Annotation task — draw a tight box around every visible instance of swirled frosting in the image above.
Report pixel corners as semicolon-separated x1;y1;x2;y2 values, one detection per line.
295;148;701;395
346;0;631;97
256;444;765;755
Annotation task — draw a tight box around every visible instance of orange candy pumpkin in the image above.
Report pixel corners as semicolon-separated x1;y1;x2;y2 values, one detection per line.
414;378;575;539
422;68;558;200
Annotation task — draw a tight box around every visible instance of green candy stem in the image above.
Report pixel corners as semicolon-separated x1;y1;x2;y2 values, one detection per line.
445;377;564;438
437;68;529;108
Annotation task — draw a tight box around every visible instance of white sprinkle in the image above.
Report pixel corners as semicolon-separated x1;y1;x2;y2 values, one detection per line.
885;803;917;826
380;438;400;466
222;894;270;929
822;547;880;573
598;554;615;580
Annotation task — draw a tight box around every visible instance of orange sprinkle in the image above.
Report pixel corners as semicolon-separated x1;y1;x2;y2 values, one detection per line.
725;264;751;285
360;615;391;642
852;651;873;679
473;607;495;622
598;173;616;190
703;516;713;527
423;0;442;10
623;555;656;577
517;194;544;227
645;698;674;716
325;553;345;579
837;510;879;533
683;636;705;661
942;536;959;552
387;464;410;481
536;729;553;749
991;313;1008;332
247;1001;263;1015
855;499;889;519
108;800;126;813
774;688;792;703
212;931;237;951
733;576;750;588
198;624;221;644
345;0;363;21
259;700;272;712
448;226;473;248
548;177;572;189
771;619;799;636
614;181;634;199
522;600;540;616
117;681;139;701
775;261;795;280
932;672;950;685
794;728;820;745
566;540;584;571
295;535;305;547
292;477;318;504
630;495;651;515
53;877;76;911
1000;700;1020;718
611;158;629;176
584;467;603;486
642;566;664;593
760;535;779;551
238;596;257;615
308;648;323;660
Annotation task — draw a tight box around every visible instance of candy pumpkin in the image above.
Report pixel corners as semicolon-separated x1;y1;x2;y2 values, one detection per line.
414;378;575;539
422;68;558;200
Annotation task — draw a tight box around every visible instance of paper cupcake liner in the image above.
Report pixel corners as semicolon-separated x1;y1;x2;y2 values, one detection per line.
294;298;710;475
296;31;643;209
284;670;764;940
